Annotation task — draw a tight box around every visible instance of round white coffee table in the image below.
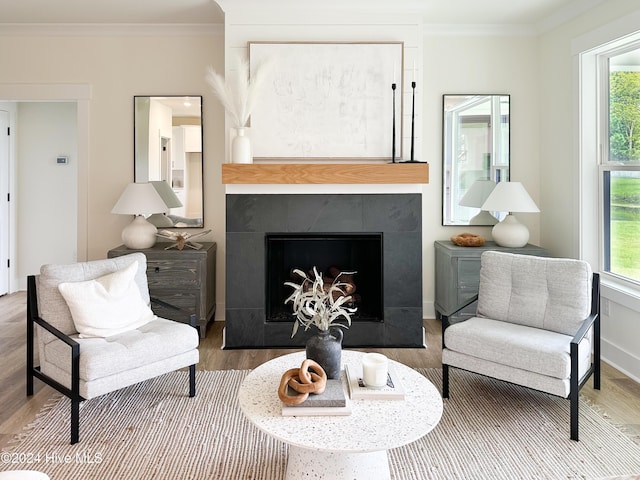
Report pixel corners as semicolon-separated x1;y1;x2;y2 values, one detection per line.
238;350;443;480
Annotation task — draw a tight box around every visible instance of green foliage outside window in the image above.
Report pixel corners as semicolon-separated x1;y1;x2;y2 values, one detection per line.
610;71;640;162
609;70;640;282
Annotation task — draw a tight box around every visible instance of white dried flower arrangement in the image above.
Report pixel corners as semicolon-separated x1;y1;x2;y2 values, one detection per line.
284;267;357;338
205;54;271;129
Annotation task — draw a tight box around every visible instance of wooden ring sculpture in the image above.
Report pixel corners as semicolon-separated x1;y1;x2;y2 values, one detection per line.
278;359;328;405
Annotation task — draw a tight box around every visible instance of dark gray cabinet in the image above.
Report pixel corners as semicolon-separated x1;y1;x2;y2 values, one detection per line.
108;242;216;338
434;240;548;319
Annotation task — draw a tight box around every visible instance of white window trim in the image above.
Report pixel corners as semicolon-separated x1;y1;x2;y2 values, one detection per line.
575;13;640;302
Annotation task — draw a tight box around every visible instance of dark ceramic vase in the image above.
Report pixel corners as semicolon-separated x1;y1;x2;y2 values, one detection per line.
305;327;343;379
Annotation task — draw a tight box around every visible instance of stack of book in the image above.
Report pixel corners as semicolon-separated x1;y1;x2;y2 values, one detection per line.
281;372;352;416
344;364;406;400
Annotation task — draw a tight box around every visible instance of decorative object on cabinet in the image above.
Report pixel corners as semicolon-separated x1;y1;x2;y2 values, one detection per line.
147;180;183;228
442;94;510;226
156;229;212;250
481;181;540;248
111;182;168;250
450;233;485;247
248;42;403;160
27;253;198;444
458;179;498;225
108;242;216;338
134;96;203;228
434;240;548;320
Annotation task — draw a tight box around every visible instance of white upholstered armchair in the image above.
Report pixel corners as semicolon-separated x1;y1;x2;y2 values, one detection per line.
441;251;600;441
27;253;200;444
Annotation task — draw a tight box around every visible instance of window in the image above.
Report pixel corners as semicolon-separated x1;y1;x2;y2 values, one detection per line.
600;46;640;284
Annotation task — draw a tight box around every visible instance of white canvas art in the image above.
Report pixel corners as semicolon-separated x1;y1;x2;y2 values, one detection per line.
249;42;404;160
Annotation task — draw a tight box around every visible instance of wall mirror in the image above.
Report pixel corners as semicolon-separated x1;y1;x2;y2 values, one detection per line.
442;94;510;226
134;95;203;228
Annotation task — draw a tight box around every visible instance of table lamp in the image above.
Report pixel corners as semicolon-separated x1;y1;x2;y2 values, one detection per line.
481;181;540;248
111;182;168;249
147;180;183;228
458;179;498;225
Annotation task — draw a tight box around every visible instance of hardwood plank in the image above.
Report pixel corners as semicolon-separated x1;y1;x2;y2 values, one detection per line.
221;163;429;184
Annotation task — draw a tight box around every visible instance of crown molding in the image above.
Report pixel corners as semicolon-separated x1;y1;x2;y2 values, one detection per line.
423;23;536;37
535;0;606;34
0;23;223;37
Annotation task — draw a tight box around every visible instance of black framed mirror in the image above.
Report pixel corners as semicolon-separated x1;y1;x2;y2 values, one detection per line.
134;95;203;228
442;94;510;226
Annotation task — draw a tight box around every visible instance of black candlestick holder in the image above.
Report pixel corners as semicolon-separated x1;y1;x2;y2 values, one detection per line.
401;80;425;163
391;82;396;163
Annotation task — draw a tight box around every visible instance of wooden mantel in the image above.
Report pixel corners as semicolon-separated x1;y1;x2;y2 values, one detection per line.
221;163;429;184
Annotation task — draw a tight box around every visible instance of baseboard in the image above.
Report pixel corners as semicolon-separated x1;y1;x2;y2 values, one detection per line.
602;338;640;383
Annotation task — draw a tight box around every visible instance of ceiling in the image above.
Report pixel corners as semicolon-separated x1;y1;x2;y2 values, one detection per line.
0;0;605;30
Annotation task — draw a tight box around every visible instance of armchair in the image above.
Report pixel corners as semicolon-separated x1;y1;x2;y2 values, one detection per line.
442;251;600;441
27;253;199;444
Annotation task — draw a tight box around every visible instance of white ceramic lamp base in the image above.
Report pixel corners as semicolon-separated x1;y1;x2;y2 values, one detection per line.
491;214;530;248
121;215;158;249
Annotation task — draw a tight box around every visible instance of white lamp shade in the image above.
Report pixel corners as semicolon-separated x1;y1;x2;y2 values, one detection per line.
481;182;540;248
111;182;168;216
481;181;540;213
111;182;167;249
459;180;496;207
150;180;183;209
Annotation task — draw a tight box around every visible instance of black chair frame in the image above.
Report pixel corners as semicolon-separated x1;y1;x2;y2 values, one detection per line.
441;273;600;441
26;275;197;444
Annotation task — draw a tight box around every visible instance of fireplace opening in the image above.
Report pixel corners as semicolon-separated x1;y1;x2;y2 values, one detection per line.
266;233;383;323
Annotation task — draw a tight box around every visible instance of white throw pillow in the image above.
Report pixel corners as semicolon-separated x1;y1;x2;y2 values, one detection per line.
58;261;156;338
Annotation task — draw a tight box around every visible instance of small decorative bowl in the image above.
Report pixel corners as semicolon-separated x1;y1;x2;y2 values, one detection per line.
450;233;485;247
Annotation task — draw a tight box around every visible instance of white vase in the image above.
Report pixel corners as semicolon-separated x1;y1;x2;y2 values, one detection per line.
232;127;252;164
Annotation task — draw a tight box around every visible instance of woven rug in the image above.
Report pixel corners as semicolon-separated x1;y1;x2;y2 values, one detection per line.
2;368;640;479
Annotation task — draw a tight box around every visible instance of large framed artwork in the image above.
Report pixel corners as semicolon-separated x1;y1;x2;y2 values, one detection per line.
248;41;404;161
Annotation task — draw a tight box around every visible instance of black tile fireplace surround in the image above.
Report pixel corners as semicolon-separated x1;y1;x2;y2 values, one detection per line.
224;193;423;348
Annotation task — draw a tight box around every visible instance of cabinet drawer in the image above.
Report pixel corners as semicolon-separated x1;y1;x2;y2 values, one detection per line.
146;259;200;288
152;292;197;323
457;258;481;288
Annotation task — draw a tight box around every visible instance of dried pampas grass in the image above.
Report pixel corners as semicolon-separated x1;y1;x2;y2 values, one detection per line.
205;54;272;128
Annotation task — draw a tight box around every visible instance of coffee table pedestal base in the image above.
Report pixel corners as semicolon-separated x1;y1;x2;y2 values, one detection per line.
285;446;390;480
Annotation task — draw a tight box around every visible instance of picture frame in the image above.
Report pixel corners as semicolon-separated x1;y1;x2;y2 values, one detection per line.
248;41;404;161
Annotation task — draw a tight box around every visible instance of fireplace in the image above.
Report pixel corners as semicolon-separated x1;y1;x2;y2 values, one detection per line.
265;233;383;323
224;193;423;348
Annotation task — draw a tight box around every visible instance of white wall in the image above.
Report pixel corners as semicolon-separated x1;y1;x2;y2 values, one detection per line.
538;0;640;380
17;102;77;286
0;28;226;314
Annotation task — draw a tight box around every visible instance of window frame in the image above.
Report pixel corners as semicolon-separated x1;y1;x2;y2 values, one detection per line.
596;42;640;289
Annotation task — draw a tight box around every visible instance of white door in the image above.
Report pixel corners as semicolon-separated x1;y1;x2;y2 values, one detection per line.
0;109;9;295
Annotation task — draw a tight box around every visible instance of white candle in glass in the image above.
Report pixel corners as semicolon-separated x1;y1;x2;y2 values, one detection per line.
362;353;389;388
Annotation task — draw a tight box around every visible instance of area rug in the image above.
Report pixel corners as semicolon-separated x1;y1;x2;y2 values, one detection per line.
2;369;640;479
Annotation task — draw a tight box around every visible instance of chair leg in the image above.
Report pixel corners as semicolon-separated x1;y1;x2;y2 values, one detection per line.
570;389;579;441
71;398;80;445
442;364;450;398
189;364;196;397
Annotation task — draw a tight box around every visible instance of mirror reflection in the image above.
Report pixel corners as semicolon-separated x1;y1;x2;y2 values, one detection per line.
134;96;203;228
442;94;510;226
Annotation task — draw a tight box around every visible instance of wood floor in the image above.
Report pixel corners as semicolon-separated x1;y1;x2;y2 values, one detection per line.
1;291;639;450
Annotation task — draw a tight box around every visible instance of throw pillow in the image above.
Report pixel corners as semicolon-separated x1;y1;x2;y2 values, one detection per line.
58;261;156;338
